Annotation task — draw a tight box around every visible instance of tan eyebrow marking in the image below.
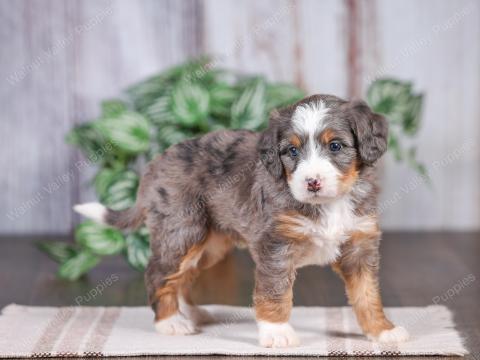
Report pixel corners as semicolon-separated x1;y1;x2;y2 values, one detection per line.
319;128;336;144
289;134;302;148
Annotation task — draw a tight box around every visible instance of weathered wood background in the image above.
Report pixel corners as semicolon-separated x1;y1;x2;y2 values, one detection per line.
1;0;479;234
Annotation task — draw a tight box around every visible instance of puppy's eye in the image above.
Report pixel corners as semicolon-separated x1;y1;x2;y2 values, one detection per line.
329;141;342;152
288;146;299;157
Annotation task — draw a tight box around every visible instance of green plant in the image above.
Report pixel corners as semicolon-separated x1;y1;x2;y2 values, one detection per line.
38;58;424;280
367;78;425;175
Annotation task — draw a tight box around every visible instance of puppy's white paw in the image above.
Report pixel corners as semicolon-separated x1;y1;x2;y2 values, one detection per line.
258;321;300;348
155;313;197;335
369;326;410;343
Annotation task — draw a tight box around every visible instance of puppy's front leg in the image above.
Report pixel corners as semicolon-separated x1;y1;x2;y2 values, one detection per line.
333;231;409;343
253;247;299;348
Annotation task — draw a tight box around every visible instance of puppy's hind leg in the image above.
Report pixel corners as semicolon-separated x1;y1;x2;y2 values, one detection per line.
145;257;198;335
145;220;207;335
178;230;235;326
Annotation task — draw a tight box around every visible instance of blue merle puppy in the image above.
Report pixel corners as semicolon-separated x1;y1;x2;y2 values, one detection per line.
75;94;409;348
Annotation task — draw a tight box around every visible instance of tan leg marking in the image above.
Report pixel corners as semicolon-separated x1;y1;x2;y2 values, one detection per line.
333;230;393;337
154;247;201;321
255;288;293;323
334;262;393;336
154;230;234;322
254;273;299;347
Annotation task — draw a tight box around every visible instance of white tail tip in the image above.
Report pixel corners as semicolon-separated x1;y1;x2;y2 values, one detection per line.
73;202;107;224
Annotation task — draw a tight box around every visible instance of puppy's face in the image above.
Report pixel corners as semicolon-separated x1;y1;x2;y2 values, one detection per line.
281;102;358;204
259;95;388;205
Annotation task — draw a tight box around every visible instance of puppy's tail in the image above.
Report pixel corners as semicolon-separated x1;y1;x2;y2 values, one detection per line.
73;202;144;230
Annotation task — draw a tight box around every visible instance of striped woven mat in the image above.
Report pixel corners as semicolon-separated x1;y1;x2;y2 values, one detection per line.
0;304;466;357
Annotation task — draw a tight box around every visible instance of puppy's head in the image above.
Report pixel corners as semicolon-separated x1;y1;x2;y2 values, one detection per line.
258;94;388;204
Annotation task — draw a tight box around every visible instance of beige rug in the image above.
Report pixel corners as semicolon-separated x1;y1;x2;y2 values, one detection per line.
0;304;466;358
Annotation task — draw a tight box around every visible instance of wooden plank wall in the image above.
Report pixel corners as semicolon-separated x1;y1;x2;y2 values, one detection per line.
1;0;479;234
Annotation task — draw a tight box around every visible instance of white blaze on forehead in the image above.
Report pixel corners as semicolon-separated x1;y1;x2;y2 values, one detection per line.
292;101;330;138
292;101;331;165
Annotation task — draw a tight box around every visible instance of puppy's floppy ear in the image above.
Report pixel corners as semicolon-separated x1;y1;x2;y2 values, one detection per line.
258;110;284;179
349;100;388;165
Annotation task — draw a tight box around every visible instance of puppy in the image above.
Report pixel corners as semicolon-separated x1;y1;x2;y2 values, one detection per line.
75;94;409;347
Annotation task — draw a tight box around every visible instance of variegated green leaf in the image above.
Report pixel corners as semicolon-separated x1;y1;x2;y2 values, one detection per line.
157;124;195;151
145;88;176;126
126;57;212;112
402;94;423;135
367;78;425;175
75;220;126;256
127;75;170;112
171;82;210;129
125;228;151;271
36;241;78;264
209;83;239;118
367;78;423;134
100;170;139;211
388;133;403;161
95;111;151;154
58;251;100;281
231;79;267;130
101;99;128;118
94;168;122;200
66;123;111;163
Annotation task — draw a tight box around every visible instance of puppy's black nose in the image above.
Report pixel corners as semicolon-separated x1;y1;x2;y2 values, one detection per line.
306;178;322;192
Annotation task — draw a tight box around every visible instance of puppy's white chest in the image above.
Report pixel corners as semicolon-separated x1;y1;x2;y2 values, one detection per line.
295;216;348;267
293;199;371;267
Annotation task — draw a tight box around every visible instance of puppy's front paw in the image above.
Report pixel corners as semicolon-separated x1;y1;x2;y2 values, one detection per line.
369;326;410;343
258;321;300;348
155;313;197;335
